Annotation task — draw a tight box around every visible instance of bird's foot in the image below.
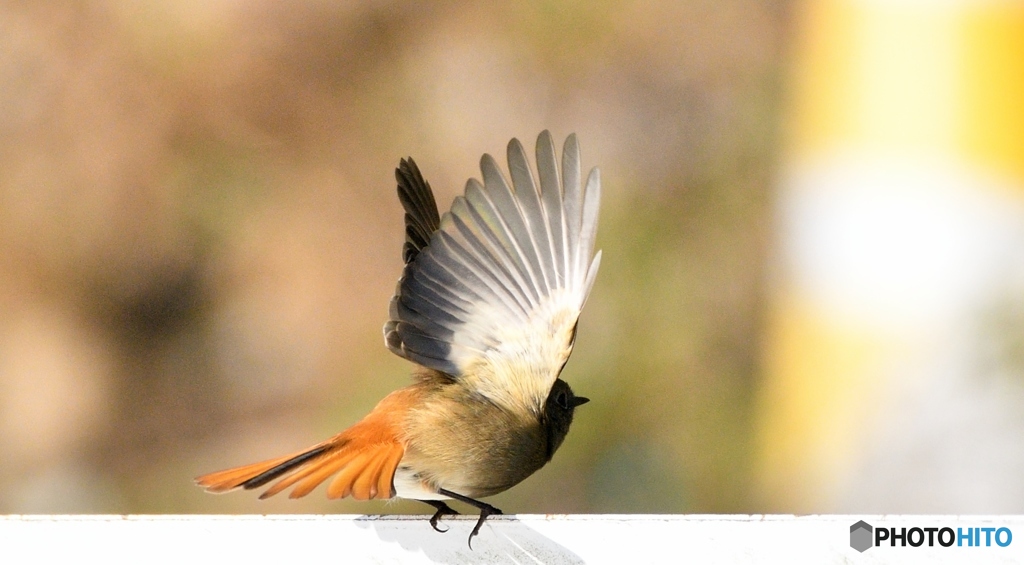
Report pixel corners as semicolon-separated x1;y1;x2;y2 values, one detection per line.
436;488;503;550
468;503;502;549
422;500;460;533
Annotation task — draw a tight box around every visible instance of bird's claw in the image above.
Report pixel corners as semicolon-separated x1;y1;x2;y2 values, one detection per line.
433;488;504;550
425;501;459;533
467;503;502;550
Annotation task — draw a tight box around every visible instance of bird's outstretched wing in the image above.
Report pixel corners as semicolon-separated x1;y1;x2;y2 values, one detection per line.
384;131;601;412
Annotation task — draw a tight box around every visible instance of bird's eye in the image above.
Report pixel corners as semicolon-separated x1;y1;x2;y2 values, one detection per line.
556;391;569;410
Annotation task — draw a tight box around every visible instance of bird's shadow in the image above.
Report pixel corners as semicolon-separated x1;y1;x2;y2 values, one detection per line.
355;514;584;564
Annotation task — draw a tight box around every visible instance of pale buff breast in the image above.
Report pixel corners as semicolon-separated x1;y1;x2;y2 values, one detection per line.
396;382;548;499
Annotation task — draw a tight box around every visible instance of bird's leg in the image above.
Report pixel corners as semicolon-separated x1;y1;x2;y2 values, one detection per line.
421;500;459;533
437;488;503;549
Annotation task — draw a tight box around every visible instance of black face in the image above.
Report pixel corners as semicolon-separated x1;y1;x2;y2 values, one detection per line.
542;378;589;461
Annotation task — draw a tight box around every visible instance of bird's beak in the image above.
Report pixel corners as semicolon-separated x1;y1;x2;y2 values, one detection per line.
572;396;590;407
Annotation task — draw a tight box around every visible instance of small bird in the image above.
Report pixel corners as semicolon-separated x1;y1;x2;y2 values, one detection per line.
195;131;602;547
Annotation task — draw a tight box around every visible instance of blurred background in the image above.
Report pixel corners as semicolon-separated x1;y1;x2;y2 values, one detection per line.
0;0;1021;517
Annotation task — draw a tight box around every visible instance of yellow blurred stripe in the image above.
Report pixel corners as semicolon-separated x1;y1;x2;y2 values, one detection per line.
959;5;1024;185
789;0;958;159
756;293;897;509
790;0;1024;185
763;0;1024;509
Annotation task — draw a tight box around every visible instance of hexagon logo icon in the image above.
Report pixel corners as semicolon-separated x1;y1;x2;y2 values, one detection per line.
850;520;873;552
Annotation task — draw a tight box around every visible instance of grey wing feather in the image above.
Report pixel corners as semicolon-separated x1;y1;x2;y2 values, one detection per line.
506;139;555;291
384;131;601;410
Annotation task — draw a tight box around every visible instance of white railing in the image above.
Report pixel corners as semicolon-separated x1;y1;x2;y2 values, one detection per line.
2;514;1021;563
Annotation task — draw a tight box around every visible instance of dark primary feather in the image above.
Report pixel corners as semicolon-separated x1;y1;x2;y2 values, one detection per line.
396;158;441;264
386;157;446;367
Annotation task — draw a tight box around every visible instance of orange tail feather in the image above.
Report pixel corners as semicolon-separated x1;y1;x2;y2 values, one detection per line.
195;388;415;501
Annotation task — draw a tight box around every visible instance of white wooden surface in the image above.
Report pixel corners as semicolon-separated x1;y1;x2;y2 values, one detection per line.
2;514;1022;564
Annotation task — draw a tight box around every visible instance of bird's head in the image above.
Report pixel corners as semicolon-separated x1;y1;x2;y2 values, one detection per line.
542;378;589;460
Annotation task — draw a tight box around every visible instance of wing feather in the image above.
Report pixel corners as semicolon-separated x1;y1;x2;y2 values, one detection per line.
560;134;583;288
435;230;530;322
464;179;543;307
536;132;568;282
506;139;554;291
479;154;547;296
396;158;441;263
384;132;601;412
579;167;602;284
